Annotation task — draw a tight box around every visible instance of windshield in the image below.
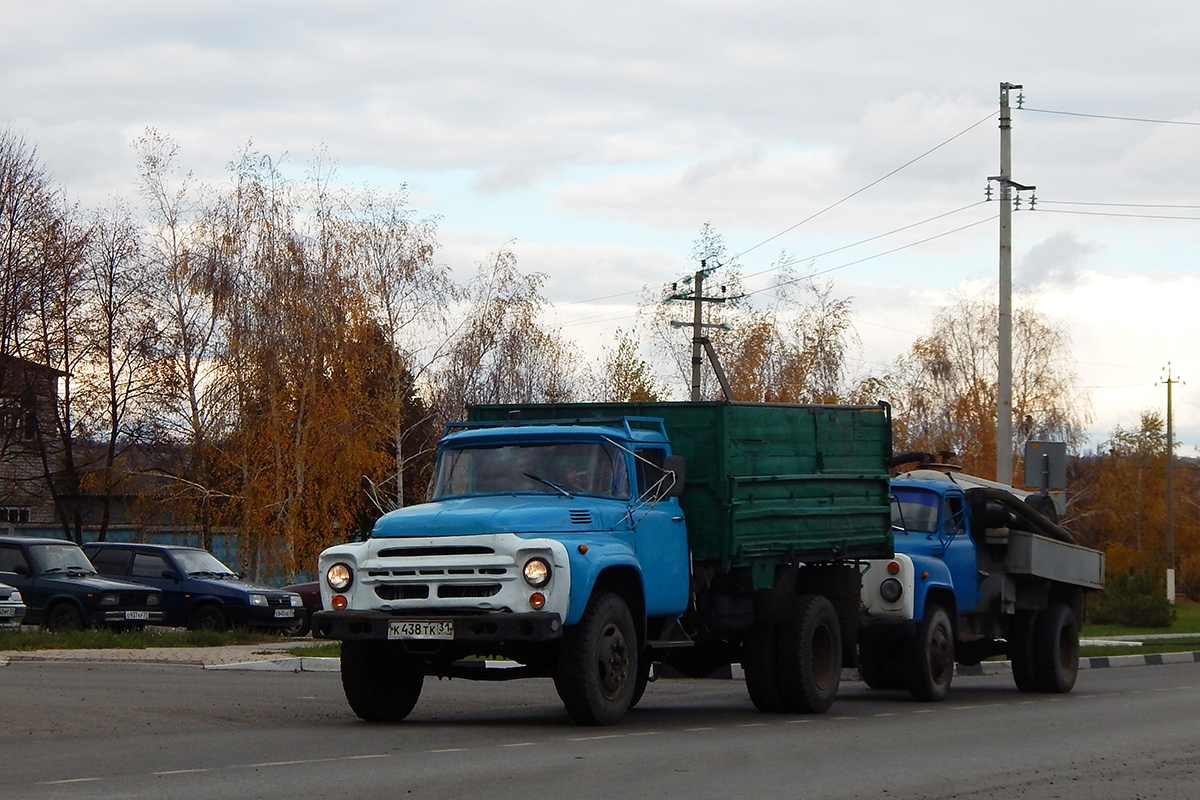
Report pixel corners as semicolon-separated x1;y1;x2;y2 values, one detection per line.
431;440;630;500
891;487;941;534
171;549;237;577
29;543;97;574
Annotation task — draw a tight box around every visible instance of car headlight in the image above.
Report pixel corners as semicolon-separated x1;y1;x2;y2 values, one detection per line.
522;557;551;588
100;593;120;606
9;590;21;602
289;594;303;607
147;594;161;606
326;562;354;592
249;594;268;607
880;578;903;603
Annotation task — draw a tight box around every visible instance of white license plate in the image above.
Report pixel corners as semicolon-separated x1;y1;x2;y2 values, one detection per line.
125;610;150;620
274;609;295;618
0;607;15;616
388;619;454;640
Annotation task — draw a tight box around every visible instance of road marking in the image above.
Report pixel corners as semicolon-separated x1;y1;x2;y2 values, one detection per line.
39;778;102;785
155;769;210;775
245;760;311;767
784;719;812;724
628;731;661;737
913;708;936;714
428;748;469;753
736;722;767;728
568;734;624;742
874;712;898;717
501;742;536;748
686;726;715;731
341;754;391;760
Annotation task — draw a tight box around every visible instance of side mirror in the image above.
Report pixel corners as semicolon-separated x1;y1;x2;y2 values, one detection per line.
663;455;686;499
161;568;182;581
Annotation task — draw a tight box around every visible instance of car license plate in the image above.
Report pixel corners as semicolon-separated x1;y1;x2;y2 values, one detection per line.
125;610;150;620
0;608;14;617
388;619;453;640
274;609;295;618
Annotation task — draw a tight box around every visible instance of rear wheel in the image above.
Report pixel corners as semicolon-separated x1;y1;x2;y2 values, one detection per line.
341;640;425;722
554;591;638;725
1008;610;1040;693
1033;603;1080;693
44;603;83;632
909;603;954;702
775;595;841;714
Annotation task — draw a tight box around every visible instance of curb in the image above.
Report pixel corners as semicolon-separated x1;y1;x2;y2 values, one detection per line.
196;650;1200;676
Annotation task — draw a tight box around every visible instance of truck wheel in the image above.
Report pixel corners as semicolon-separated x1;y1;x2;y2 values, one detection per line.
775;595;842;714
909;603;954;702
742;622;783;712
554;591;638;725
1033;603;1080;693
340;640;425;722
1008;610;1040;692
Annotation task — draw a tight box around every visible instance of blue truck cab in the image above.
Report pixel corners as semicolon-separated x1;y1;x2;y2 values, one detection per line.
859;468;1104;703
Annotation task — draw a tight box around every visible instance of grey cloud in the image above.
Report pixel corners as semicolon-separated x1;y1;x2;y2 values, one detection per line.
1016;232;1099;288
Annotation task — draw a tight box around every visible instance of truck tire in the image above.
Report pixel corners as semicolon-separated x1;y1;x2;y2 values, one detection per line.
340;640;425;722
554;591;638;725
859;637;907;691
630;653;652;709
909;603;954;702
775;595;841;714
742;622;783;712
1033;603;1080;693
1008;610;1040;693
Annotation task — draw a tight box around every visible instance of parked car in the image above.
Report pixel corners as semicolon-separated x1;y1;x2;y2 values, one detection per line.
0;536;164;631
280;580;321;637
82;542;304;632
0;581;26;629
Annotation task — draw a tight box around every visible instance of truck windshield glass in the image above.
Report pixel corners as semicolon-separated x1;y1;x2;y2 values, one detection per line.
432;441;630;499
891;488;940;533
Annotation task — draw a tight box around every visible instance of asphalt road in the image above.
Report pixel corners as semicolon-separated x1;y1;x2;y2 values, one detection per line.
1;660;1197;800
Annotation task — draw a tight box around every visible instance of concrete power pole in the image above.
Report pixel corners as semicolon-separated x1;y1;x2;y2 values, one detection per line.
989;82;1035;485
1161;363;1182;604
666;259;734;401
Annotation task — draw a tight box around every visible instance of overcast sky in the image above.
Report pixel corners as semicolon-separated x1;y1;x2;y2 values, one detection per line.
5;1;1200;457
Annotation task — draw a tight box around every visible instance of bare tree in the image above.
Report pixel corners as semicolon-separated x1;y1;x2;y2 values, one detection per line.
888;291;1090;478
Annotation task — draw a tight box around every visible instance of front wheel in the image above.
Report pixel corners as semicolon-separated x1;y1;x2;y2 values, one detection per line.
1033;603;1080;693
188;604;228;632
341;640;425;722
909;604;954;702
774;595;842;714
554;591;639;725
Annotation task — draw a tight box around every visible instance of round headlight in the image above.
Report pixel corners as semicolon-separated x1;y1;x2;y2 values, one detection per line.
326;562;354;592
522;557;551;588
879;577;903;603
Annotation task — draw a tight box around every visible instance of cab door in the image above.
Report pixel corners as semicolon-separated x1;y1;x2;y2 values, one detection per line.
629;447;690;616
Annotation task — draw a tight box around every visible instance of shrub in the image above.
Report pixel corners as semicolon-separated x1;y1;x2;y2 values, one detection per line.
1090;570;1177;628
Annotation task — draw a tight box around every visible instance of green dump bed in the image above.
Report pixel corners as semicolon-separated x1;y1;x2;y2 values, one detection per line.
468;402;894;568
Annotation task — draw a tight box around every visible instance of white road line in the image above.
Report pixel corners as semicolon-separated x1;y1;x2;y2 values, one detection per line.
39;778;102;785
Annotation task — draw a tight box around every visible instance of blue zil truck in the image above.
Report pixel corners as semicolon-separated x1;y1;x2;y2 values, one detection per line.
858;464;1104;702
313;401;894;725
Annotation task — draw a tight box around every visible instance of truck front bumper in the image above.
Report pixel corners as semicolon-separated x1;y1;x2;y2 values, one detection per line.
312;610;564;643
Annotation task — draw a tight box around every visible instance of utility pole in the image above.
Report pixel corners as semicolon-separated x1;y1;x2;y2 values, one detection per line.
1160;363;1183;604
665;259;734;401
988;82;1035;485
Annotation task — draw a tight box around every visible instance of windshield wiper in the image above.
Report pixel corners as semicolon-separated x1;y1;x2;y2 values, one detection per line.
523;472;573;498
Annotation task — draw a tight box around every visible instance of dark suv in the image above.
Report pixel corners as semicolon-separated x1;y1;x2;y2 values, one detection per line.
83;542;303;631
0;536;165;631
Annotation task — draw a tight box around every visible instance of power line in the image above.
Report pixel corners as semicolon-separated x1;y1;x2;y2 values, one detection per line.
1040;200;1200;209
730;110;997;262
1035;208;1200;222
743;213;998;300
1022;107;1200;126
